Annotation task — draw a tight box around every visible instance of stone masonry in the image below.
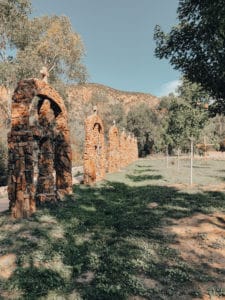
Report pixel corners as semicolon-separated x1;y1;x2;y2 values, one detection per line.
107;122;120;173
117;130;138;170
83;107;106;184
119;129;128;169
8;79;72;218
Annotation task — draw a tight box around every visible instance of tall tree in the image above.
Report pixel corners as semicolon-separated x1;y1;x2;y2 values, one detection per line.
0;0;31;86
166;98;207;151
0;1;87;88
15;16;87;84
177;77;211;108
154;0;225;113
126;103;161;155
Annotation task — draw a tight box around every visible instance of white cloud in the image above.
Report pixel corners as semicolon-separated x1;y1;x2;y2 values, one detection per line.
158;79;181;97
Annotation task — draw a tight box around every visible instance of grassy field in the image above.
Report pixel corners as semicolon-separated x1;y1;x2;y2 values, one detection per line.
0;157;225;299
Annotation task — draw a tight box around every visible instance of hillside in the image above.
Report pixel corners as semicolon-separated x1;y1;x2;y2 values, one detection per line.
67;83;160;115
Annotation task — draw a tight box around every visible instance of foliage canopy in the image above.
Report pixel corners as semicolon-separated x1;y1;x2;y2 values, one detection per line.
154;0;225;112
126;103;160;155
0;0;87;88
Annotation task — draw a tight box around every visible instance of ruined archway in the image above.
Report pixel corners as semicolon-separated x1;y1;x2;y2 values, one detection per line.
8;79;72;218
83;108;105;184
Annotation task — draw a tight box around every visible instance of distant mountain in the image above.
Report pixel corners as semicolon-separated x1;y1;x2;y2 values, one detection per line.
67;83;160;114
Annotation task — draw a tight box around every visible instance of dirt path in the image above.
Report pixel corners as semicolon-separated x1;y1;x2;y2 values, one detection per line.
165;212;225;299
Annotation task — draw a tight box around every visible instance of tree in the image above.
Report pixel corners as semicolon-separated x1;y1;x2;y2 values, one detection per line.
166;98;207;152
154;0;225;113
126;103;161;156
177;77;211;108
158;93;176;111
15;16;87;84
201;114;225;150
0;2;87;88
0;0;31;86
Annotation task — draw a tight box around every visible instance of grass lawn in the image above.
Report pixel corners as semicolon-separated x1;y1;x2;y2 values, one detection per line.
0;157;225;299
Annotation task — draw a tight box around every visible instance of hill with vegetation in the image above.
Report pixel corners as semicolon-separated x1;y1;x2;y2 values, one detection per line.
68;83;159;114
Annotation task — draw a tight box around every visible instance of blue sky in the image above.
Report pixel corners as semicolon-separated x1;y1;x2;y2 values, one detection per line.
32;0;181;96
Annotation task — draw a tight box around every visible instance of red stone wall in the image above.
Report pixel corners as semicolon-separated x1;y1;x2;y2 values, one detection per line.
117;131;138;170
83;113;106;184
8;79;72;218
119;130;127;169
107;124;120;173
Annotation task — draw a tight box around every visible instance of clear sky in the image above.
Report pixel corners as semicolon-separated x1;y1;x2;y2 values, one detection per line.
31;0;181;96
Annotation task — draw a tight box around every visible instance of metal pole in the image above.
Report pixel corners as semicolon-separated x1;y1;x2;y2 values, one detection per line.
190;138;193;186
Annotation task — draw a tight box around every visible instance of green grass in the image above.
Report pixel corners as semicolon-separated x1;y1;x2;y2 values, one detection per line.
0;158;225;299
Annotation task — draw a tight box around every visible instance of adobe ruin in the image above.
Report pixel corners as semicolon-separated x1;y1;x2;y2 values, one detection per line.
8;78;72;218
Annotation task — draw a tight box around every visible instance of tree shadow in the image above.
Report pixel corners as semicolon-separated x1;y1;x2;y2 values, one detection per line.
126;174;163;182
1;167;225;299
193;165;210;169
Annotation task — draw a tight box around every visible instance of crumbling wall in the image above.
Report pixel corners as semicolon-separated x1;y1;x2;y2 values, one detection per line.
107;124;120;173
134;137;139;161
119;130;127;169
83;111;105;184
8;79;72;218
117;131;139;170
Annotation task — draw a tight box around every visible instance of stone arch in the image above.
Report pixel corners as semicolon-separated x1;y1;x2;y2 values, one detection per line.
83;113;105;184
8;79;72;218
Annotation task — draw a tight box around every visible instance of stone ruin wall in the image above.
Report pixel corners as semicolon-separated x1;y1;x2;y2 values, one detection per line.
119;130;128;169
83;113;139;184
107;124;120;173
126;134;139;165
8;77;138;216
83;113;106;184
8;79;72;218
107;126;138;173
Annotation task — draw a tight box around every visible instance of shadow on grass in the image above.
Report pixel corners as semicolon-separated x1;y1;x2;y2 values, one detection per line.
134;164;158;174
1;167;225;299
193;165;210;169
126;174;163;182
